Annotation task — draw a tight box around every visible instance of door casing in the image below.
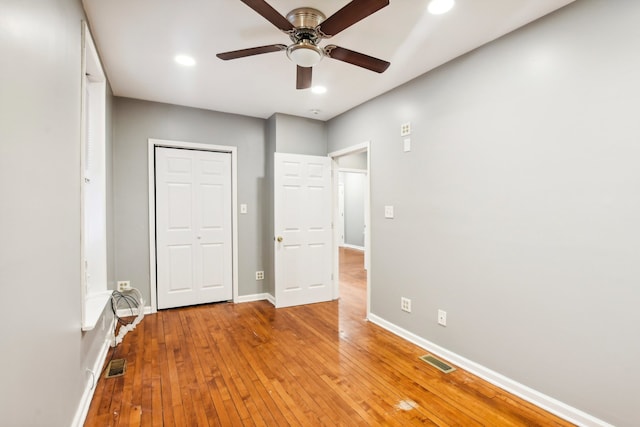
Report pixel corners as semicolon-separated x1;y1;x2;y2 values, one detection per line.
148;138;238;313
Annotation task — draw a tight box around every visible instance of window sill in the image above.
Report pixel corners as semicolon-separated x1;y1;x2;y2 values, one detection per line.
82;290;112;331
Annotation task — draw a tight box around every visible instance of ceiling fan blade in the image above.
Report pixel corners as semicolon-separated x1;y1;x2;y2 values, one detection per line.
217;44;286;60
296;66;313;90
325;45;390;73
318;0;389;37
240;0;294;32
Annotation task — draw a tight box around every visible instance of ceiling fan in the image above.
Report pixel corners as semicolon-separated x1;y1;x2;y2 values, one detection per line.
217;0;391;90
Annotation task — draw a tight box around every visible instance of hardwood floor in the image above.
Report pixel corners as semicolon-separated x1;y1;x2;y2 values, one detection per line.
85;248;573;426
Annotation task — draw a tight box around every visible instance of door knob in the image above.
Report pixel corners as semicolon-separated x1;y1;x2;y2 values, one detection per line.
276;236;283;242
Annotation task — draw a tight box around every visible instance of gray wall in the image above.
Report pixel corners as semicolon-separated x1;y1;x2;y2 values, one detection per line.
273;113;327;155
0;1;115;425
327;1;639;425
338;151;367;169
113;98;268;303
342;172;366;248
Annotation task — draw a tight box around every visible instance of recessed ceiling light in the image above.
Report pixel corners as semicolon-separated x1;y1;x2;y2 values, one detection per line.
428;0;455;15
311;86;327;94
174;54;196;67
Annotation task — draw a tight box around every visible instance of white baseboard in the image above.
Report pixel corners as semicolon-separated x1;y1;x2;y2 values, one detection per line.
367;313;613;427
71;316;115;427
235;293;275;305
235;293;269;303
116;305;153;318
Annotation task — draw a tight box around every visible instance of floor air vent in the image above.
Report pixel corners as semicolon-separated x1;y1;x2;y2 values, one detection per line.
419;354;456;374
105;359;127;378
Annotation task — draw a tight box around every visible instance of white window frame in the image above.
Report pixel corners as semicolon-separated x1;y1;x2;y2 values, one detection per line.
81;22;110;331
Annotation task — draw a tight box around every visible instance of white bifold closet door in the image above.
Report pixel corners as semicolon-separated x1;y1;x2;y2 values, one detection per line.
155;147;232;309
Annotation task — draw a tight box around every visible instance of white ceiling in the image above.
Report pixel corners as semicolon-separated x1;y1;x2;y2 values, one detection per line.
82;0;574;121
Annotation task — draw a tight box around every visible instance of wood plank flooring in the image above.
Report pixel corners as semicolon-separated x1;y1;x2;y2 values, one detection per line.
85;248;574;426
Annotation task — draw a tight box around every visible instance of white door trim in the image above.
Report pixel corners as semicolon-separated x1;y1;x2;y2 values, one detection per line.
328;141;371;319
148;138;238;313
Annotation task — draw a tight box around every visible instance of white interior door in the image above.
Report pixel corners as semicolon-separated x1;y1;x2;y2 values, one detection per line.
274;153;333;308
156;147;232;309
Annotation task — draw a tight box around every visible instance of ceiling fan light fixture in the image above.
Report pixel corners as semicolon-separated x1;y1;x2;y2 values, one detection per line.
287;42;324;67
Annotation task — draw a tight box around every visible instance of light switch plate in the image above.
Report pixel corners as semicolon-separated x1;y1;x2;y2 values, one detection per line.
384;205;394;219
403;138;411;152
240;203;247;214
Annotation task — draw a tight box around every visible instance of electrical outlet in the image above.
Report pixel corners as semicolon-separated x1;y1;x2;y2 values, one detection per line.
400;122;411;136
438;309;447;326
401;297;411;313
255;271;264;280
384;205;394;219
117;280;131;292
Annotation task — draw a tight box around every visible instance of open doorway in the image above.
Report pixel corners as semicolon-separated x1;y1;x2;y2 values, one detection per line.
329;142;370;319
338;246;367;321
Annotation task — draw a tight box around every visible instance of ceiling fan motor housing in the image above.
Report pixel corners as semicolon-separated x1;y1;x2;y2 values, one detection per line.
286;8;326;31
